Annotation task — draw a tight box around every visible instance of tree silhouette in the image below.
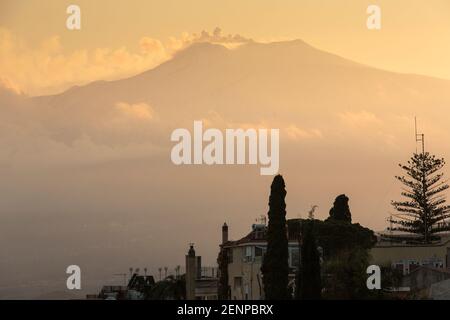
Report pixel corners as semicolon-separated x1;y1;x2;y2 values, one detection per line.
147;275;185;300
322;248;370;299
390;152;450;243
217;248;230;299
328;194;352;223
300;220;322;300
261;174;289;300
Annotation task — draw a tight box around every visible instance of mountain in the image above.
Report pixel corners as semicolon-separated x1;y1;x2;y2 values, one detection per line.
2;39;450;298
34;40;450;116
29;40;450;147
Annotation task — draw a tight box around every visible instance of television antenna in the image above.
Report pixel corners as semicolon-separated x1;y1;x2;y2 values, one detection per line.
308;205;318;220
415;117;425;155
256;215;266;225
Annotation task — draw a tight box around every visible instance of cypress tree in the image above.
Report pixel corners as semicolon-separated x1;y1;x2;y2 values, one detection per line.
294;225;302;300
261;174;289;300
217;248;229;299
300;221;322;299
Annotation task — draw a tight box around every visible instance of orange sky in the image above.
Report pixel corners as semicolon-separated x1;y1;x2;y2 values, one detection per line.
1;0;450;95
3;1;450;297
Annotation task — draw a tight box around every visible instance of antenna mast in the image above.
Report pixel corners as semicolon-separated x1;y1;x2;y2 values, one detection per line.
415;117;425;155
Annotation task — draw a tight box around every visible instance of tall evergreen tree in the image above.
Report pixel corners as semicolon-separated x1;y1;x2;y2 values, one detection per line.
328;194;352;223
217;248;229;299
300;221;322;300
261;174;289;300
294;226;302;300
390;152;450;243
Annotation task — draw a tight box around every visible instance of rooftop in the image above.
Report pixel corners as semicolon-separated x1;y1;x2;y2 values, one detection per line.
222;219;302;248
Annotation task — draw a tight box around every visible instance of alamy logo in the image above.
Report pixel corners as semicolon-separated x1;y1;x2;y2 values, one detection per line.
66;5;81;30
366;5;381;30
66;265;81;290
366;265;381;290
170;121;279;175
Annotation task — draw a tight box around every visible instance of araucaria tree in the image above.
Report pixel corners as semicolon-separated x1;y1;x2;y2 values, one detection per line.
261;174;289;300
391;152;450;243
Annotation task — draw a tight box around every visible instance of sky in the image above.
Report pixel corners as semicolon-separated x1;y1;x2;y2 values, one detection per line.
1;0;450;298
1;0;450;95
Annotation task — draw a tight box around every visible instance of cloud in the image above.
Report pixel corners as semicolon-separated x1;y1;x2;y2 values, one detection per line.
0;76;22;95
115;102;155;121
0;93;166;169
198;112;323;143
139;38;165;55
285;125;323;140
338;111;382;127
0;28;251;96
336;111;407;148
0;28;171;96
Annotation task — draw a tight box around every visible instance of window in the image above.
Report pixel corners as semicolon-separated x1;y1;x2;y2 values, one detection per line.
244;284;249;300
243;246;254;262
289;248;300;268
261;248;267;263
228;249;233;263
234;277;242;289
255;246;263;257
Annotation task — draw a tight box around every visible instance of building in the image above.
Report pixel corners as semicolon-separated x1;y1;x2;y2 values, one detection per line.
89;272;155;300
219;220;301;300
430;278;450;300
366;233;450;299
185;244;219;300
402;266;450;292
97;285;128;300
370;234;450;275
127;273;155;299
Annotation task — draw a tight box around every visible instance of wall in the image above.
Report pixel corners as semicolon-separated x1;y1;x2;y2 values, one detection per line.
370;238;450;269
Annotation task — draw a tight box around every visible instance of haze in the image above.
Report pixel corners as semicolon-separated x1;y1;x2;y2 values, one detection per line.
1;1;450;299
